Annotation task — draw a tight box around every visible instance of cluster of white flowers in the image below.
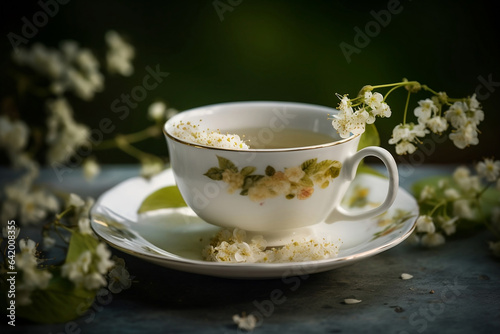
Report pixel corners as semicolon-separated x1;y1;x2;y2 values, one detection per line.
332;91;391;138
171;121;249;149
14;239;53;305
45;97;91;165
333;82;484;155
413;158;500;250
12;41;104;100
203;228;340;263
0;115;29;161
1;157;59;225
390;94;483;154
61;242;115;291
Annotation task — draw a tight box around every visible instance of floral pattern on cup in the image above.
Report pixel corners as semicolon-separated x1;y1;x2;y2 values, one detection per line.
204;155;342;202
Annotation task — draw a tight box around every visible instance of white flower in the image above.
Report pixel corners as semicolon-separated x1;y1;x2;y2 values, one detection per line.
416;215;436;234
95;243;115;274
14;42;104;100
83;157;100;180
331;107;369;138
467;94;484;126
0;115;30;155
2;225;20;239
437;216;458;236
419;185;436;201
453;199;475;220
105;30;135;76
389;123;429;146
43;235;56;250
364;91;390;118
468;93;481;111
140;158;165;179
14;239;52;305
233;313;257;331
148;101;166;122
45;98;91;164
82;272;107;290
449;121;479;149
62;249;109;291
108;264;132;293
443;188;460;200
476;158;500;182
444;101;469;129
67;193;85;208
395;140;417;155
426;116;448;134
4;181;60;225
78;217;93;235
338;95;352;111
420;232;445;247
414;99;438;124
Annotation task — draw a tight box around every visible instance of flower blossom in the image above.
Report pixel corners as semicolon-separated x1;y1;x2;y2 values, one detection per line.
12;41;104;100
0;116;30;157
476;158;500;182
107;256;133;294
421;232;446;247
331;97;369;138
61;241;114;291
45;97;90;165
414;98;438;124
416;215;436;234
105;30;135;76
388;122;429;155
449;121;479;149
15;239;53;305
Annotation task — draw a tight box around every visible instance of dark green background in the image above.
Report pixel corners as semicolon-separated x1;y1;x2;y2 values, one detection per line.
2;0;499;165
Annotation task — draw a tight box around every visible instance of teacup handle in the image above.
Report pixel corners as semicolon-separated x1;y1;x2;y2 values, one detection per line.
327;146;399;222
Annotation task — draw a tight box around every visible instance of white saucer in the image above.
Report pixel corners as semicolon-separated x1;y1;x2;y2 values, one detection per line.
90;168;418;279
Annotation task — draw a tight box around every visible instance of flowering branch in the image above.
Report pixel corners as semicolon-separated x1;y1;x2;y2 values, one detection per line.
332;79;484;155
411;159;500;254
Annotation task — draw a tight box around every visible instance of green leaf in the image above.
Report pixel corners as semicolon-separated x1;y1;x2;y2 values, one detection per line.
299;175;314;187
265;166;275;176
356;164;385;178
17;269;96;324
66;231;99;263
313;160;335;174
204;167;224;180
137;185;187;214
358;123;380;150
241;166;257;176
328;165;342;179
301;158;318;174
217;155;238;173
15;232;99;323
357;124;381;175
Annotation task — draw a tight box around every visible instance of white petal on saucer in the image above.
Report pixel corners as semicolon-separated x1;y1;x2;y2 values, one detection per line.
344;298;362;304
400;273;414;280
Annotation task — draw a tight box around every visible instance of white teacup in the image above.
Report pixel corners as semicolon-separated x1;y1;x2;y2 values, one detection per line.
164;101;398;245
